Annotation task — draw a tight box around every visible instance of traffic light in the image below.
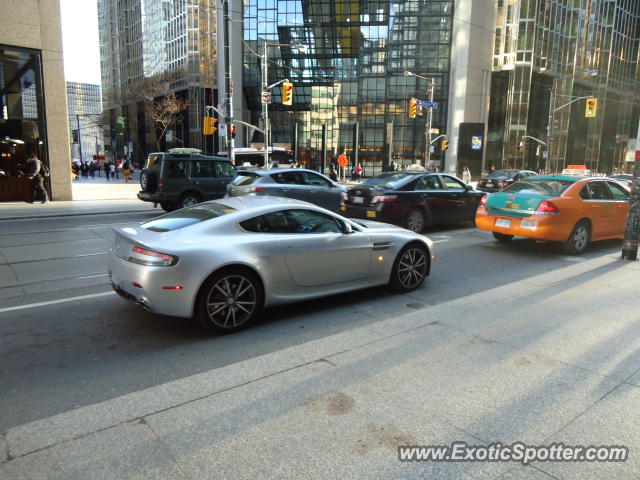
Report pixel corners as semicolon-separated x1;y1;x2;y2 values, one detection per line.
231;124;236;139
203;116;217;135
282;81;293;105
442;140;448;151
409;99;417;118
585;97;598;118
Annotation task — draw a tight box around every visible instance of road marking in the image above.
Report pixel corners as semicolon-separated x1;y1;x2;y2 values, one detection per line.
561;256;587;262
433;239;450;244
0;291;115;314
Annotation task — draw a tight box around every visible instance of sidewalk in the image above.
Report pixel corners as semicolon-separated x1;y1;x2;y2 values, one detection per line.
0;175;158;220
2;252;639;479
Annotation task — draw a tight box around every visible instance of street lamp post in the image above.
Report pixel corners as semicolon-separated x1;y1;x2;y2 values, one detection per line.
405;71;436;169
261;42;307;168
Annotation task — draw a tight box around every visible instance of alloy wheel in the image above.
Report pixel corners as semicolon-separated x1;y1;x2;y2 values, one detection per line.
572;225;588;252
406;210;424;233
397;248;428;289
181;195;200;208
205;275;257;329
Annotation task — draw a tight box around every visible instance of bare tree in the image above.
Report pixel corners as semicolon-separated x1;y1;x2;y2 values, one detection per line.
150;92;187;151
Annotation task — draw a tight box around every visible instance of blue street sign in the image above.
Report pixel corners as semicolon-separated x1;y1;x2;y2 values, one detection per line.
416;100;439;108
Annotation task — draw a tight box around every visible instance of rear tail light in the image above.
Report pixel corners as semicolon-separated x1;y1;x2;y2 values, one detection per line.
250;186;264;193
499;182;508;188
341;192;349;201
158;179;164;190
371;195;397;204
128;246;178;266
535;200;559;216
479;194;487;207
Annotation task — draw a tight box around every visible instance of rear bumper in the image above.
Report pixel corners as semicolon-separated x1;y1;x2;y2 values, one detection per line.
108;251;196;318
340;203;404;226
137;191;177;203
475;209;571;242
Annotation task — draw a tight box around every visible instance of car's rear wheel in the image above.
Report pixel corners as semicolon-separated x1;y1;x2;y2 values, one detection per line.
160;202;176;212
178;192;201;209
492;232;513;242
390;244;429;292
196;269;263;333
562;220;590;254
405;209;426;233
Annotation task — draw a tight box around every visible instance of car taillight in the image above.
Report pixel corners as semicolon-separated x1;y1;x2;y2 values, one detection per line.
158;179;164;189
128;246;178;266
371;195;397;204
499;182;508;188
535;200;559;216
250;186;264;193
479;194;487;207
341;192;349;201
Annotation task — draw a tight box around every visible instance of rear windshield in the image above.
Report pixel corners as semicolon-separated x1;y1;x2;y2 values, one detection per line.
142;203;238;232
488;170;517;179
503;178;575;195
362;173;414;189
146;154;161;174
231;172;259;186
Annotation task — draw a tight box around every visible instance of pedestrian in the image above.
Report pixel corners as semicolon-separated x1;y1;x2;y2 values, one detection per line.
109;162;116;180
24;153;49;204
489;165;497;174
122;160;131;183
114;161;119;179
104;162;110;181
462;167;471;184
328;163;337;181
354;162;362;181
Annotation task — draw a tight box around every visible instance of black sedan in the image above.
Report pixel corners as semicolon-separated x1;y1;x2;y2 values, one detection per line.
341;172;484;232
476;169;538;192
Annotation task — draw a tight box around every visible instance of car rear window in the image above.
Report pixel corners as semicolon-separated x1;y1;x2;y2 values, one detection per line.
142;203;238;232
231;172;259;186
362;173;414;189
146;154;161;174
503;178;575;195
488;170;517;179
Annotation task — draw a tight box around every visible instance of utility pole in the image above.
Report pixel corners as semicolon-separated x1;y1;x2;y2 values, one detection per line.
546;87;555;173
426;78;435;169
262;41;269;168
76;114;84;164
222;0;234;164
621;119;640;260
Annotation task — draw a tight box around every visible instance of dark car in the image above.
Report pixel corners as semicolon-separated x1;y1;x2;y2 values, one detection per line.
138;149;237;211
476;169;538;192
227;168;345;212
341;172;484;232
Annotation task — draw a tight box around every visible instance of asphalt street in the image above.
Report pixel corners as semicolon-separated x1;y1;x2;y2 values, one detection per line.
0;211;623;431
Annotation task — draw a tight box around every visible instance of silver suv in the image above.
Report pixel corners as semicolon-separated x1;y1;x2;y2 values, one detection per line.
138;149;237;211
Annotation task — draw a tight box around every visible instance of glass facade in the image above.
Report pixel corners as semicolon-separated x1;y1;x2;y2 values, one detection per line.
66;82;104;162
488;0;640;173
242;0;453;175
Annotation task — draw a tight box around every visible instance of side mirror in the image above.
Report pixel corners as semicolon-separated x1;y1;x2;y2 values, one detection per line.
341;221;353;234
465;184;473;191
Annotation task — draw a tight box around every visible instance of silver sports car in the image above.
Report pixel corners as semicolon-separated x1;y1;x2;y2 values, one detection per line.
108;197;434;332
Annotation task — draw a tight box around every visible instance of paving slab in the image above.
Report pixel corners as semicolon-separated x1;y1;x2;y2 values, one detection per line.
0;421;187;480
329;325;620;446
538;383;640;479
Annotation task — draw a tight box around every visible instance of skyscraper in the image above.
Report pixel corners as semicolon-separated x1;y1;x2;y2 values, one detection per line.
488;0;640;173
66;82;103;163
98;0;218;163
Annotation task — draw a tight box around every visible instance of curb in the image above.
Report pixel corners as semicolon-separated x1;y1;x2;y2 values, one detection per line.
0;209;158;221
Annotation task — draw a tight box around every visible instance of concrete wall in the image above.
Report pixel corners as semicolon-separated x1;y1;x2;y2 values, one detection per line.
0;0;72;200
445;0;497;176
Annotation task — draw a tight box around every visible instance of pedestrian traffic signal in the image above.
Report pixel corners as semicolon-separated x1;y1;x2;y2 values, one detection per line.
231;124;236;139
203;116;217;135
585;97;598;118
409;99;417;118
442;140;448;151
282;82;293;105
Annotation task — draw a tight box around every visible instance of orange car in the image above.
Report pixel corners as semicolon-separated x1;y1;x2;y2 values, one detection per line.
475;175;629;254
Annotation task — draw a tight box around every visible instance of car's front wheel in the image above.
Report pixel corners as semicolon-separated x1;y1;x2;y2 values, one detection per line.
390;244;429;292
196;269;263;333
562;220;590;254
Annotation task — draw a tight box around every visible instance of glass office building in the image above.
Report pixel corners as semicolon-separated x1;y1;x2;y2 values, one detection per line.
242;0;454;174
488;0;640;173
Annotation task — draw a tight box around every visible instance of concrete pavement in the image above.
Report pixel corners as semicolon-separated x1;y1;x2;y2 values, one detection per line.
2;251;639;479
0;174;157;220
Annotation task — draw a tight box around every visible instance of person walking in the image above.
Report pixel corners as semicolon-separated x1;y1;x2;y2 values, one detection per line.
122;161;131;183
354;162;362;181
24;154;49;204
109;162;116;180
104;162;110;181
462;167;471;184
328;163;338;181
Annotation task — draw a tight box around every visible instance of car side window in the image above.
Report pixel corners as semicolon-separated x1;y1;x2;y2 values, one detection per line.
215;161;236;177
301;171;331;187
414;175;442;190
240;209;342;234
272;172;304;184
580;186;591;200
165;160;188;178
586;182;613;200
190;161;215;178
606;181;630;201
441;175;466;190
